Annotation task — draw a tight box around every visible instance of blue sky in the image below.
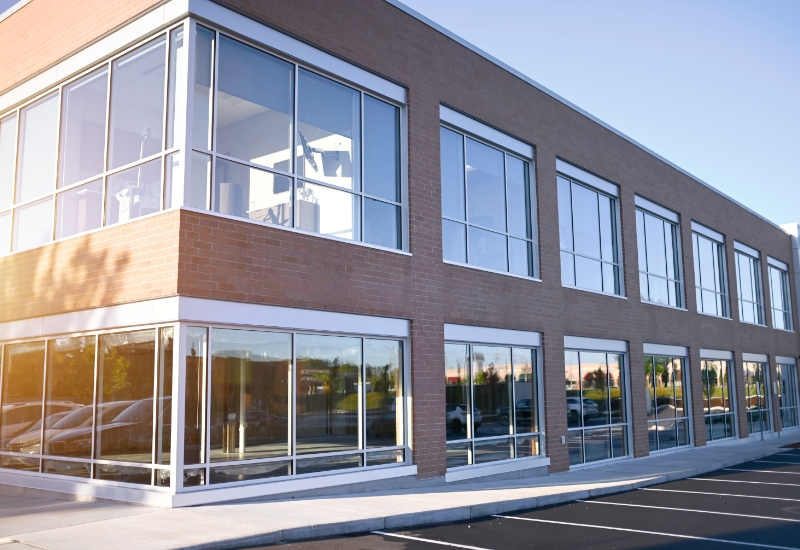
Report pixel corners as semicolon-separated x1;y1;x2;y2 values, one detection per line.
0;0;18;14
400;0;799;226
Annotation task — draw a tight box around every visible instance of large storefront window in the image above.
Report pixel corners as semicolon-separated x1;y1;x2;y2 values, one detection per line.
743;361;772;435
444;343;541;468
701;360;735;441
693;228;729;318
565;350;628;466
777;362;799;429
735;247;765;326
645;356;690;451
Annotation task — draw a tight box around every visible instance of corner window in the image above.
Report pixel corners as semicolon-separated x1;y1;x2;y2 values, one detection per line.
692;229;728;317
768;262;793;331
734;247;764;325
636;208;683;308
558;175;621;295
440;126;537;277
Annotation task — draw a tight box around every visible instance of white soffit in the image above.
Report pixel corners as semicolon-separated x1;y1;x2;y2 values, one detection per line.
635;196;679;224
643;343;688;357
776;356;797;365
699;348;733;360
768;256;789;271
556;159;618;197
734;241;760;258
444;324;541;347
439;105;533;159
691;222;724;244
564;335;627;353
742;353;768;363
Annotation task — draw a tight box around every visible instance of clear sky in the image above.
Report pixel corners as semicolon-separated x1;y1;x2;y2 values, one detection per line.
0;0;18;15
399;0;800;226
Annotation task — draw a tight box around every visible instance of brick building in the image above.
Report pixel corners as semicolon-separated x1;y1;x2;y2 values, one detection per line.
0;0;798;507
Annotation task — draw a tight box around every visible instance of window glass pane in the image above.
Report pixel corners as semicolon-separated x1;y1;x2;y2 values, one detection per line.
738;254;754;302
364;198;400;249
166;27;185;150
584;427;611;463
575;255;602;292
568;430;583;465
297;69;359;191
648;275;668;306
210;328;291;462
155;327;173;465
184;151;210;209
473;437;513;464
506;155;529;238
571;184;600;258
770;267;784;311
56;179;103;239
210;461;290;484
467;225;507;272
673;358;685;418
445;343;470;441
636;210;647;272
365;339;402;448
512;348;536;434
185;327;207;465
581;352;610;426
0;114;15;210
644;213;666;277
446;441;470;467
364;96;399;202
639;272;649;302
602;262;617;295
443;219;466;263
465;138;505;232
40;337;95;459
557;176;573;251
217;36;294;172
108;37;166;170
105;157;162;225
440;127;465;221
516;434;539;458
58;68;108;188
697;235;716;291
1;342;45;454
367;449;404;466
13;197;53;252
16;93;58;203
565;350;581;428
471;346;512;439
96;330;156;463
609;354;625;424
296;453;360;474
645;356;656;425
0;211;11;255
296;180;359;240
193;27;214;150
214;158;291;226
665;223;677;280
598;194;614;261
164;152;181;210
508;237;531;277
95;464;151;484
43;459;91;478
561;251;575;286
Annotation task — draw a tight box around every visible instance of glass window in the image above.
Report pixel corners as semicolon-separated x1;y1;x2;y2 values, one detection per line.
364;339;403;448
13;197;53;252
55;179;103;239
105;158;162;226
155;327;173;465
1;342;45;468
296;180;359;240
735;250;764;325
440;127;536;276
0;114;16;210
214;158;292;226
184;327;207;467
637;208;683;308
364;198;400;249
166;26;186;150
16;93;59;204
693;232;728;317
187;151;210;209
558;175;620;295
743;361;771;434
364;95;400;202
701;360;735;441
769;265;793;331
565;350;628;466
645;355;690;452
192;26;215;151
777;363;799;429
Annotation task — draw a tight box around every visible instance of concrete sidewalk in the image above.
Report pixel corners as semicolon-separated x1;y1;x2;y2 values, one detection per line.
1;435;797;550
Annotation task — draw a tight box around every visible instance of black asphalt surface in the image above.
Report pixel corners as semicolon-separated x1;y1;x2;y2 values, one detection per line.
256;448;800;549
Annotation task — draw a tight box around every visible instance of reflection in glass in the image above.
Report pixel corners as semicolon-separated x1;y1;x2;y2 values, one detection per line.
516;435;539;458
108;37;166;170
214;158;292;226
364;198;400;249
185;151;209;209
506;156;529;238
445;344;470;441
446;442;470;468
367;449;404;466
155;327;173;465
210;461;291;484
96;330;157;463
693;233;727;317
58;68;108;188
557;176;573;251
1;342;45;455
43;460;91;478
16;93;59;203
185;327;207;465
95;464;151;485
512;348;536;434
297;69;359;191
561;250;575;286
702;360;735;441
105;158;162;225
465;138;505;232
509;238;532;277
296;453;361;475
638;209;682;308
193;27;215;150
474;437;513;464
468;225;507;272
210;329;291;462
736;252;764;325
166;27;185;150
471;346;512;439
778;363;799;429
571;184;600;258
0;211;9;255
581;352;610;426
0;114;16;210
164;152;181;209
743;362;771;434
364;96;400;202
365;339;402;448
295;334;360;454
440;127;465;221
575;254;603;292
583;427;611;463
13;197;53;252
770;266;792;330
56;179;103;239
565;350;581;429
217;36;294;171
296;180;359;240
443;219;467;263
568;430;583;466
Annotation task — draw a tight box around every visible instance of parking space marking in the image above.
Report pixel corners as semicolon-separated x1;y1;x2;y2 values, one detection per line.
640;487;800;502
725;468;800;475
690;477;800;487
491;515;800;550
755;460;800;465
371;531;494;549
576;499;800;523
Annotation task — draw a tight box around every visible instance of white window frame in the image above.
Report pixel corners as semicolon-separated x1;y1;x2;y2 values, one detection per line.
698;349;738;443
635;196;685;310
768;257;794;332
691;222;730;319
734;241;765;326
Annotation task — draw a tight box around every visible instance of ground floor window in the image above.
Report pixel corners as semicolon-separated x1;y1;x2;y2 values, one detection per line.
743;361;772;434
778;363;799;429
645;355;690;451
444;343;541;468
701;360;735;441
565;350;628;466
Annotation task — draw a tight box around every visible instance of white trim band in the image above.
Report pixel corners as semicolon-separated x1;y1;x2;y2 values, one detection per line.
443;324;541;347
643;343;688;357
565;336;627;353
777;356;797;365
556;159;618;197
439;105;532;159
700;348;733;360
734;241;760;258
768;256;789;271
692;222;724;243
743;353;768;363
445;456;549;483
635;196;679;224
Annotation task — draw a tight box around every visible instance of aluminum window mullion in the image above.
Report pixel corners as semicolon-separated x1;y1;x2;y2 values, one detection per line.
207;28;220;211
467;345;474;464
359;91;365;243
509;347;516;439
204;326;213;482
359;337;365;451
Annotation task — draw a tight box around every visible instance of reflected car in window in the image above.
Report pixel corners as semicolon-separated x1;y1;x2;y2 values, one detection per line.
496;399;533;427
566;397;599;423
1;402;79;449
445;404;482;435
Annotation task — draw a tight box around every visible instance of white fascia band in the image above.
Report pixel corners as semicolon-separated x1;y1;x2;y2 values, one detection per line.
768;256;789;271
439;105;533;159
643;343;688;357
635;196;679;224
734;241;760;258
776;356;797;365
691;222;724;244
742;353;768;363
444;324;541;347
556;159;618;197
699;348;733;360
564;335;627;353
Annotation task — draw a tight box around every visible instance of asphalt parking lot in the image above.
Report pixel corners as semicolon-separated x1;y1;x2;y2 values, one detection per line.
260;447;800;549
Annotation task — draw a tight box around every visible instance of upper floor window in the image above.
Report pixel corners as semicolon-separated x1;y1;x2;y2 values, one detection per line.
635;197;683;308
734;242;764;325
768;257;793;331
692;222;729;318
188;28;405;250
439;113;537;278
557;161;621;296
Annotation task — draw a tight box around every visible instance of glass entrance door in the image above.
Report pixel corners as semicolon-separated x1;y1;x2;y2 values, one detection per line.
743;362;772;435
777;363;799;429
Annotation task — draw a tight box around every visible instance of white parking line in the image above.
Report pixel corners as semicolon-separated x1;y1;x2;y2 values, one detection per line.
755;460;800;465
576;499;800;523
491;515;800;550
372;531;494;549
640;487;800;502
691;477;800;487
725;468;800;475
